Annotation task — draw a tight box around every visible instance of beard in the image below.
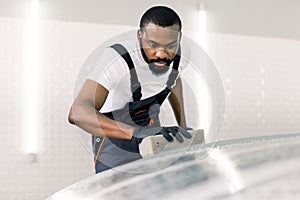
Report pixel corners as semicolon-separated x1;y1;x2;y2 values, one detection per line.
148;61;170;76
140;47;173;76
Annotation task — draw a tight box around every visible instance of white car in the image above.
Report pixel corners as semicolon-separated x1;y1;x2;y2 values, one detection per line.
47;133;300;200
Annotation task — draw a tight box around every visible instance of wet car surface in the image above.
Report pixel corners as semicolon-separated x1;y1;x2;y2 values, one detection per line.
47;133;300;200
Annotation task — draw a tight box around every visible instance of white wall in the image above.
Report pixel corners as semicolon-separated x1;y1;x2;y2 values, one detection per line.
1;0;300;199
0;17;135;199
208;33;300;140
2;0;299;40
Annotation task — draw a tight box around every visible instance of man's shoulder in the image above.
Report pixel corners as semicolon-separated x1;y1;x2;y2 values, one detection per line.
109;40;138;52
108;40;142;65
95;40;138;66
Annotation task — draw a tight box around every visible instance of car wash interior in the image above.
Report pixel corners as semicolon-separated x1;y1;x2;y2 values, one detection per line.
1;0;300;199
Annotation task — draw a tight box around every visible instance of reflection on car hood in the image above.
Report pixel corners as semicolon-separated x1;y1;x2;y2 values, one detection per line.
46;133;300;200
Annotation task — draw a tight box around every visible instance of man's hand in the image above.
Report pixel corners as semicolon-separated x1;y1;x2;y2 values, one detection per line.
131;126;192;144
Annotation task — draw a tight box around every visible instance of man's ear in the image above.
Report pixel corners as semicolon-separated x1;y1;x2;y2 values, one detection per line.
178;31;182;41
137;29;142;42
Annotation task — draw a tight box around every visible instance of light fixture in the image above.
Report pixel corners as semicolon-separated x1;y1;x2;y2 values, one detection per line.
22;0;40;154
197;3;210;135
198;3;207;51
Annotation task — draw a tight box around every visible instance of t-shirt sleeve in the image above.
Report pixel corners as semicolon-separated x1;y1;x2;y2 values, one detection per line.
87;47;122;91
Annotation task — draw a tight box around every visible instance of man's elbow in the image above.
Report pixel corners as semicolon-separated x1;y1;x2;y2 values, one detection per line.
68;106;75;125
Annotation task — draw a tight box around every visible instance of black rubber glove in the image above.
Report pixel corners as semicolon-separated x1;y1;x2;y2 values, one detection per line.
131;126;192;144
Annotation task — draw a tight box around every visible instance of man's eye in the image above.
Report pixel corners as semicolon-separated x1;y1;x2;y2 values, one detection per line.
149;42;158;48
166;44;177;49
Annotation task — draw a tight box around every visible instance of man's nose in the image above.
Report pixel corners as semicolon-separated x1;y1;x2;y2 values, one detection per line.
155;47;167;58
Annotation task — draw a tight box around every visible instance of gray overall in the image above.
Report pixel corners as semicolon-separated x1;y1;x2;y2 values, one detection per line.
92;44;181;173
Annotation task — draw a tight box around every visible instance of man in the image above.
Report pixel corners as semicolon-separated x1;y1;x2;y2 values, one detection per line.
68;6;192;173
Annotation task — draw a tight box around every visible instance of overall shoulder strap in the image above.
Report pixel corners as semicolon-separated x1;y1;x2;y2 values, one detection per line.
166;46;181;89
110;44;142;101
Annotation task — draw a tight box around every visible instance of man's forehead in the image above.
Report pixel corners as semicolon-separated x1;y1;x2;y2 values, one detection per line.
143;22;180;31
142;23;180;42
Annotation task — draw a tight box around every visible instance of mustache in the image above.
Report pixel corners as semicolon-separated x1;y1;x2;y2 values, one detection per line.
148;58;172;65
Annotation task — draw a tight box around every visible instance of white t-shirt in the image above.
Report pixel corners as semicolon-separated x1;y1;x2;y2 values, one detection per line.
88;40;185;113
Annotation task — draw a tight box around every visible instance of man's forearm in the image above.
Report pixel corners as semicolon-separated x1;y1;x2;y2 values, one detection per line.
169;92;187;127
168;78;188;127
69;105;134;139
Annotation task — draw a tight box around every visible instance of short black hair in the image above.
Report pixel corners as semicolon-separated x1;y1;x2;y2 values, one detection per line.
139;6;182;31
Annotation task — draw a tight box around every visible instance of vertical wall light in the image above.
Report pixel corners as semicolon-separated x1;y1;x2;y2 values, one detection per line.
22;0;40;154
197;3;210;136
198;3;207;51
